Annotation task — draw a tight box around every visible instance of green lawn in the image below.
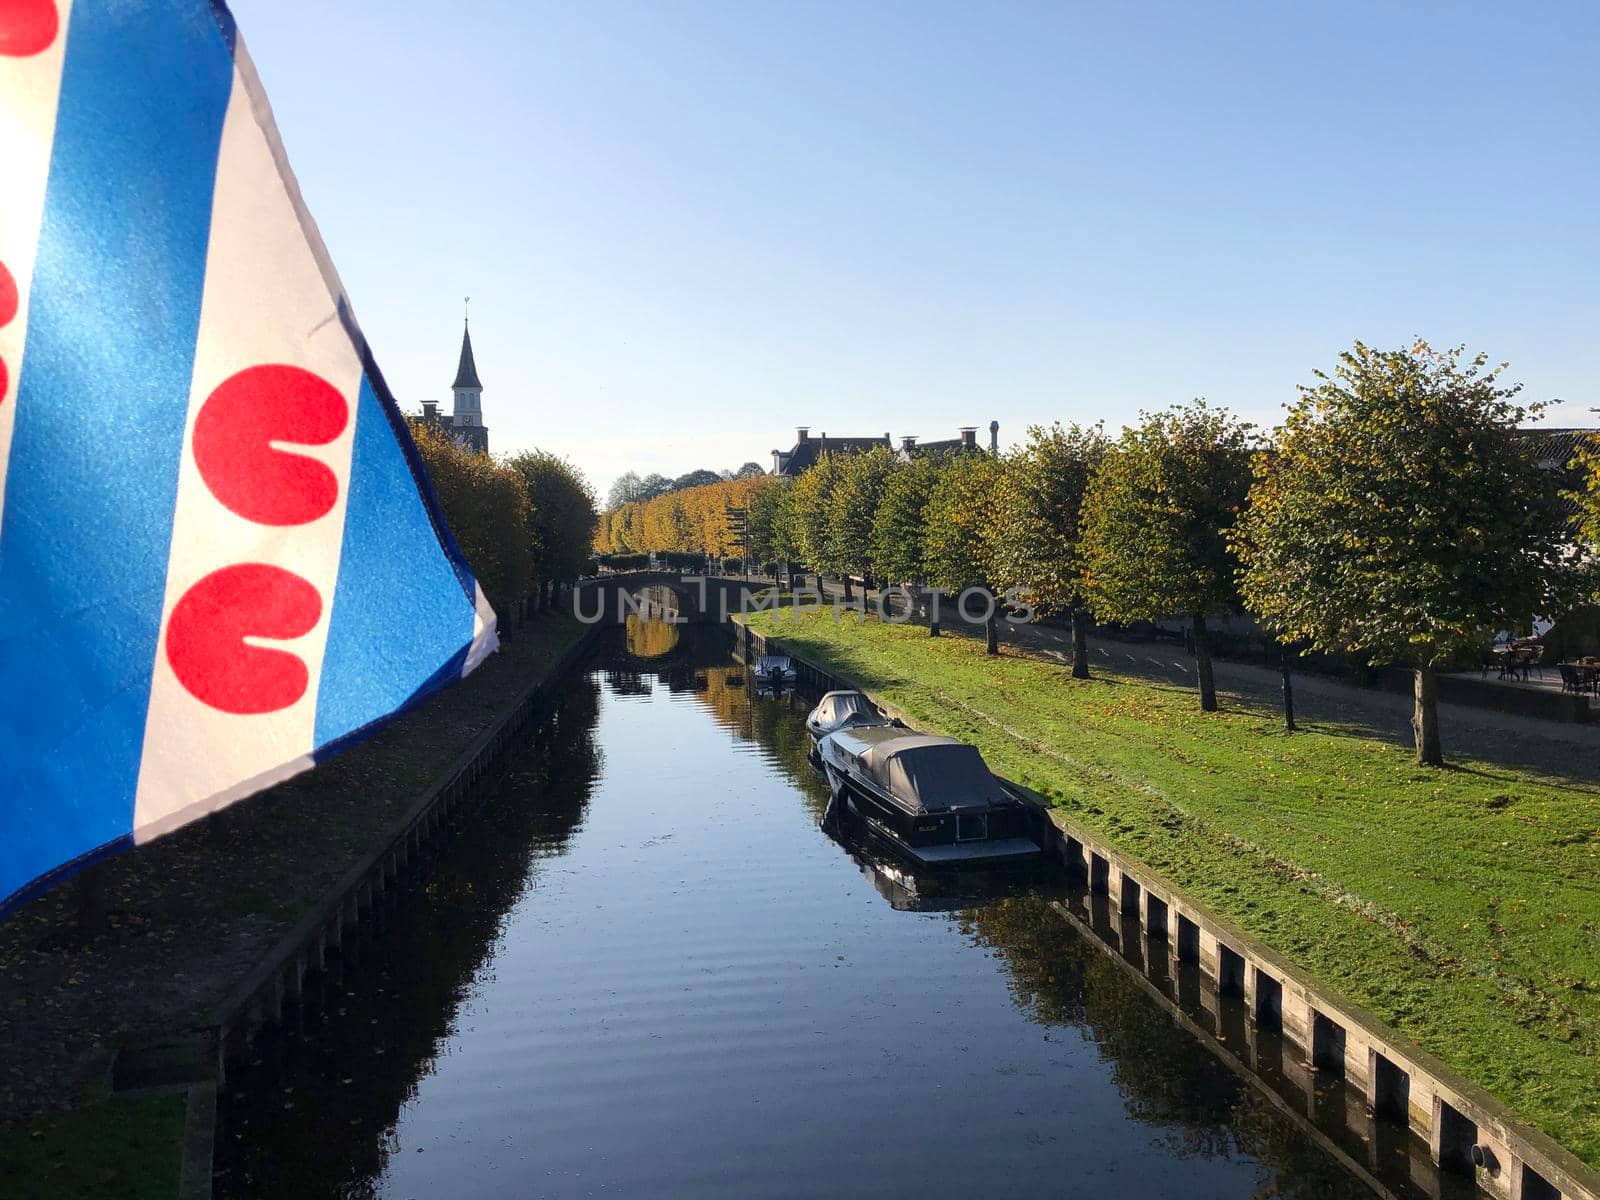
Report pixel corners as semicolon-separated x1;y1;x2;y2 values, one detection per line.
743;608;1600;1166
0;1095;185;1200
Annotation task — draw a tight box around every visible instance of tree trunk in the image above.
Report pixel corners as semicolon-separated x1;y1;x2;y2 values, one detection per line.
841;575;853;601
1193;613;1217;712
1413;666;1443;766
1070;608;1090;679
1280;646;1296;732
985;612;999;655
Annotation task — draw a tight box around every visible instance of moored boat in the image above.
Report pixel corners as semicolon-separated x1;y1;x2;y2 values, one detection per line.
815;725;1039;865
752;654;795;694
804;690;893;762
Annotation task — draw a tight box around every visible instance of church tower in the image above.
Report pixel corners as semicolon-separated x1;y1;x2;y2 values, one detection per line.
448;314;488;454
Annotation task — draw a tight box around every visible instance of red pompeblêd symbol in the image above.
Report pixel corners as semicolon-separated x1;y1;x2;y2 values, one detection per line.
193;365;348;526
0;259;13;403
0;0;59;57
167;564;323;715
0;259;16;327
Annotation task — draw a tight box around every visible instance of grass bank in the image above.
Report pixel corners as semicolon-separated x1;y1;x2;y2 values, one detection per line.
0;1094;184;1200
742;608;1600;1166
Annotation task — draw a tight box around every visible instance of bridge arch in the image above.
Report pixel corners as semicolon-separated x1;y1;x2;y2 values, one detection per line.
573;571;773;627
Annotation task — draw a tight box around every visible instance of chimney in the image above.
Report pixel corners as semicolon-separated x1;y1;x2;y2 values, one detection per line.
884;431;891;444
900;435;917;452
796;426;810;444
421;399;438;421
959;426;977;449
989;420;999;453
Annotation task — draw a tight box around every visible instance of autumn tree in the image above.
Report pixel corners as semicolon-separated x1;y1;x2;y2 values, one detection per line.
995;422;1106;678
1081;401;1254;711
924;452;1007;653
1234;341;1573;765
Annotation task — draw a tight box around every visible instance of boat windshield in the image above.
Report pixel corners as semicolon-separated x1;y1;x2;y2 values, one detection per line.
816;693;876;725
756;657;791;673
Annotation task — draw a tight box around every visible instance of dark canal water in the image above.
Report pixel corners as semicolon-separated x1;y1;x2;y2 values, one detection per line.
216;625;1382;1199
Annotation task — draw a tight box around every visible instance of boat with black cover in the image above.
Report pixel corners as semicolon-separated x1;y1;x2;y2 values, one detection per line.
815;725;1039;865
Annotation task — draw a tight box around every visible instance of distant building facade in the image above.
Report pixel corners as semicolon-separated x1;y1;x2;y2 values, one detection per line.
770;421;999;476
771;427;891;476
416;320;489;454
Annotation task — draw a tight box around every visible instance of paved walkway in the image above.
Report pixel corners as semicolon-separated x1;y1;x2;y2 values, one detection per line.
799;579;1600;786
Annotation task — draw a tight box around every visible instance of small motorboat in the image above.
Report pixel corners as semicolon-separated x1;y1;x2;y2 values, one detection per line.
815;725;1040;866
804;690;894;761
752;654;795;694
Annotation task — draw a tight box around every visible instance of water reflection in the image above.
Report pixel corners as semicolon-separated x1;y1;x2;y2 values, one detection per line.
624;595;681;658
216;631;1377;1200
215;681;602;1197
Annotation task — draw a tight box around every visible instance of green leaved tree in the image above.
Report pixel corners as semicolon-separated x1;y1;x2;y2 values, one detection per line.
415;424;534;622
1234;340;1573;765
745;475;789;574
924;452;1007;653
870;453;948;629
506;449;598;611
825;447;901;591
995;422;1107;678
1081;401;1254;711
785;462;829;581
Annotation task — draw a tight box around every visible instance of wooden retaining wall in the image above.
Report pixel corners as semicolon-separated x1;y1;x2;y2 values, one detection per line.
743;624;1600;1200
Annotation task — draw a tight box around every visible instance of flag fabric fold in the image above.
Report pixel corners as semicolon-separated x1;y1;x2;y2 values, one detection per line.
0;0;498;914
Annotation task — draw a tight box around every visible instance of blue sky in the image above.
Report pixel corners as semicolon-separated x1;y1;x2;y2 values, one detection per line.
235;0;1599;498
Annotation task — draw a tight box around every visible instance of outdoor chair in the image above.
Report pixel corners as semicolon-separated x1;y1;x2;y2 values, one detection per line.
1558;663;1581;694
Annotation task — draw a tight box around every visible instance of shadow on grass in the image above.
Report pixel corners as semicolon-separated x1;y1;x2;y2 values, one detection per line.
759;601;1600;794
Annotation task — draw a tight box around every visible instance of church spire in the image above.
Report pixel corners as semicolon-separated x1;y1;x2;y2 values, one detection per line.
452;312;482;391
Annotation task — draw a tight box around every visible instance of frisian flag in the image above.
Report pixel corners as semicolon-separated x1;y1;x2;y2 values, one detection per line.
0;0;498;914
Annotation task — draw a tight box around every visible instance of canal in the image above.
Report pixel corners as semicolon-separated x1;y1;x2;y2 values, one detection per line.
216;624;1387;1199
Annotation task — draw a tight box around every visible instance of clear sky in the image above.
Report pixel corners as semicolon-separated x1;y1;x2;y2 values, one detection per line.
234;0;1599;500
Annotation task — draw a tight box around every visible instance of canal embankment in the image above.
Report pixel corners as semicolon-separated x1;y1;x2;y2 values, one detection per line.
0;613;595;1196
739;608;1600;1197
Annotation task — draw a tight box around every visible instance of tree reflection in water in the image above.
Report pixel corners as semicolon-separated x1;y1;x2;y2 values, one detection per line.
215;679;603;1198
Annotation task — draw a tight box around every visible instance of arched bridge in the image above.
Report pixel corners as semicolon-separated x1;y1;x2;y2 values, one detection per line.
572;572;776;626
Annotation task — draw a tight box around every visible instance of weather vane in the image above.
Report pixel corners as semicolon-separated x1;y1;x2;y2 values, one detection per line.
464;295;471;324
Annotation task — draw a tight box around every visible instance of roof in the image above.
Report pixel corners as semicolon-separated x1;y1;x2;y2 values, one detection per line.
1520;428;1598;470
452;322;482;390
899;437;984;460
775;434;891;476
825;727;1008;812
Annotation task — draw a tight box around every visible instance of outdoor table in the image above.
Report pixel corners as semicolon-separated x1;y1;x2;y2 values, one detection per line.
1495;647;1538;681
1566;662;1600;695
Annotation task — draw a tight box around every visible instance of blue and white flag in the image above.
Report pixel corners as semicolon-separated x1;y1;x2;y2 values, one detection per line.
0;0;498;913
